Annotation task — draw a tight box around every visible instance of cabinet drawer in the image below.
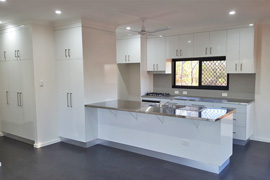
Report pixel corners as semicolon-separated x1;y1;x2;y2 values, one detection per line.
170;100;186;105
213;103;246;114
233;126;247;140
185;101;213;108
233;113;246;127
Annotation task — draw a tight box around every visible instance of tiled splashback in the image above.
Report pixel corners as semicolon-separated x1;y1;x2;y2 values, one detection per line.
153;74;255;100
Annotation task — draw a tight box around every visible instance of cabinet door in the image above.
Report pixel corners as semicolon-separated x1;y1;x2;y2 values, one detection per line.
19;60;35;140
147;38;156;71
66;27;83;60
116;39;128;63
0;62;11;128
239;27;255;73
17;28;32;60
209;30;227;56
69;60;85;141
0;34;4;61
165;35;180;59
2;30;18;61
194;32;209;57
57;60;72;139
155;37;166;71
55;27;83;60
179;34;194;58
128;38;141;63
226;29;240;73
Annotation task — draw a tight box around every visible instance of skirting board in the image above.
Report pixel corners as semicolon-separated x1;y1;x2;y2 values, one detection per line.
4;133;34;145
233;139;249;146
34;138;61;148
250;136;270;143
0;132;4;136
61;138;230;174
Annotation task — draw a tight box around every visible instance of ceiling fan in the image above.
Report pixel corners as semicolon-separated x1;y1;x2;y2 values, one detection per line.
127;18;171;37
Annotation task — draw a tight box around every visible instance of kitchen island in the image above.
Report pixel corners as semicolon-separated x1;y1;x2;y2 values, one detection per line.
85;100;235;174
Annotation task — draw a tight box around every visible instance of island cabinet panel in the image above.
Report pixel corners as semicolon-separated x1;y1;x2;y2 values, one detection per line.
213;102;253;141
96;108;233;172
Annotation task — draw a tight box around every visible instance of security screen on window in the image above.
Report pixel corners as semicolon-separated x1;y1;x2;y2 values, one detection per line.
173;56;229;90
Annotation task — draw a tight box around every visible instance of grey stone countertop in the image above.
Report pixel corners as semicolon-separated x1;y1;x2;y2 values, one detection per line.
141;95;254;105
85;100;236;122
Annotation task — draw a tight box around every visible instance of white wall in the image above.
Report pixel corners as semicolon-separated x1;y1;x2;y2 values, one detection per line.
252;22;270;142
82;27;118;104
32;25;59;147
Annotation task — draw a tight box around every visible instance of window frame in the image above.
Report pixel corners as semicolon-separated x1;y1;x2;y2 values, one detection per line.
172;56;229;90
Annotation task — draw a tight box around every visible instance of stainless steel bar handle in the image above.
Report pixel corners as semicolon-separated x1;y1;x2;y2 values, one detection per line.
210;47;212;55
4;51;6;60
176;49;179;56
65;49;67;58
68;49;70;58
156;64;158;71
125;55;127;62
153;64;155;71
19;92;22;107
17;50;20;58
180;49;182;56
6;91;9;105
70;93;72;107
17;92;19;106
235;63;237;72
67;93;70;107
205;47;207;55
15;50;17;58
128;55;130;62
240;63;243;71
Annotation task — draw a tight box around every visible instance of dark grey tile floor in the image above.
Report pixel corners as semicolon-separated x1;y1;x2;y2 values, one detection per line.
0;137;270;180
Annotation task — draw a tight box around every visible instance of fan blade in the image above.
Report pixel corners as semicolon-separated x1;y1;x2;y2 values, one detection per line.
117;28;141;33
149;27;171;34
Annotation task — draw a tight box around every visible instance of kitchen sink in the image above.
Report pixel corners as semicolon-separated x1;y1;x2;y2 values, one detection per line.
148;103;185;109
179;106;206;112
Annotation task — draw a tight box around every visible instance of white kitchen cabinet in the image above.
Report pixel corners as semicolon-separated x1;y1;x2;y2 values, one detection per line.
165;35;180;59
165;34;193;59
213;102;253;142
55;27;83;60
209;30;227;56
226;27;255;74
194;32;209;57
194;30;226;57
117;38;141;63
57;59;85;141
0;27;35;141
147;37;166;71
179;34;194;58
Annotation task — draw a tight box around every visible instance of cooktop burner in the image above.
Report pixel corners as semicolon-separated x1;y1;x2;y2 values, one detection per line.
145;92;170;97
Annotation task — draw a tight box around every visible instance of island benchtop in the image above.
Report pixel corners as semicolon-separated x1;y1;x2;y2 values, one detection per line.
85;100;235;122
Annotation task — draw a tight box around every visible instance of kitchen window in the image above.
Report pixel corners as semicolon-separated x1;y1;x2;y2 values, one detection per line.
172;56;229;90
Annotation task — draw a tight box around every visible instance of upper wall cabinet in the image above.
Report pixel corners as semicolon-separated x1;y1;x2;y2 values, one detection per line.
0;28;32;61
117;38;141;64
147;37;166;71
226;27;255;74
55;27;83;60
194;30;227;57
166;34;194;59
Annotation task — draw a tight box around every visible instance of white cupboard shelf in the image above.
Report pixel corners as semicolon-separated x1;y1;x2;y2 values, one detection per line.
117;38;141;64
147;37;166;71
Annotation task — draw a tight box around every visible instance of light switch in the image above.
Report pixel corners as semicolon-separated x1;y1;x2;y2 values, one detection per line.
222;93;228;97
40;80;44;87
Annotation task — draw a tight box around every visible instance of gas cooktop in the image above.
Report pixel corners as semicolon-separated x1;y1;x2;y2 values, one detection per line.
145;92;170;97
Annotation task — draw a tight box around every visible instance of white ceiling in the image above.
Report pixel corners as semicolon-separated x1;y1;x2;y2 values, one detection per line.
1;0;270;36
